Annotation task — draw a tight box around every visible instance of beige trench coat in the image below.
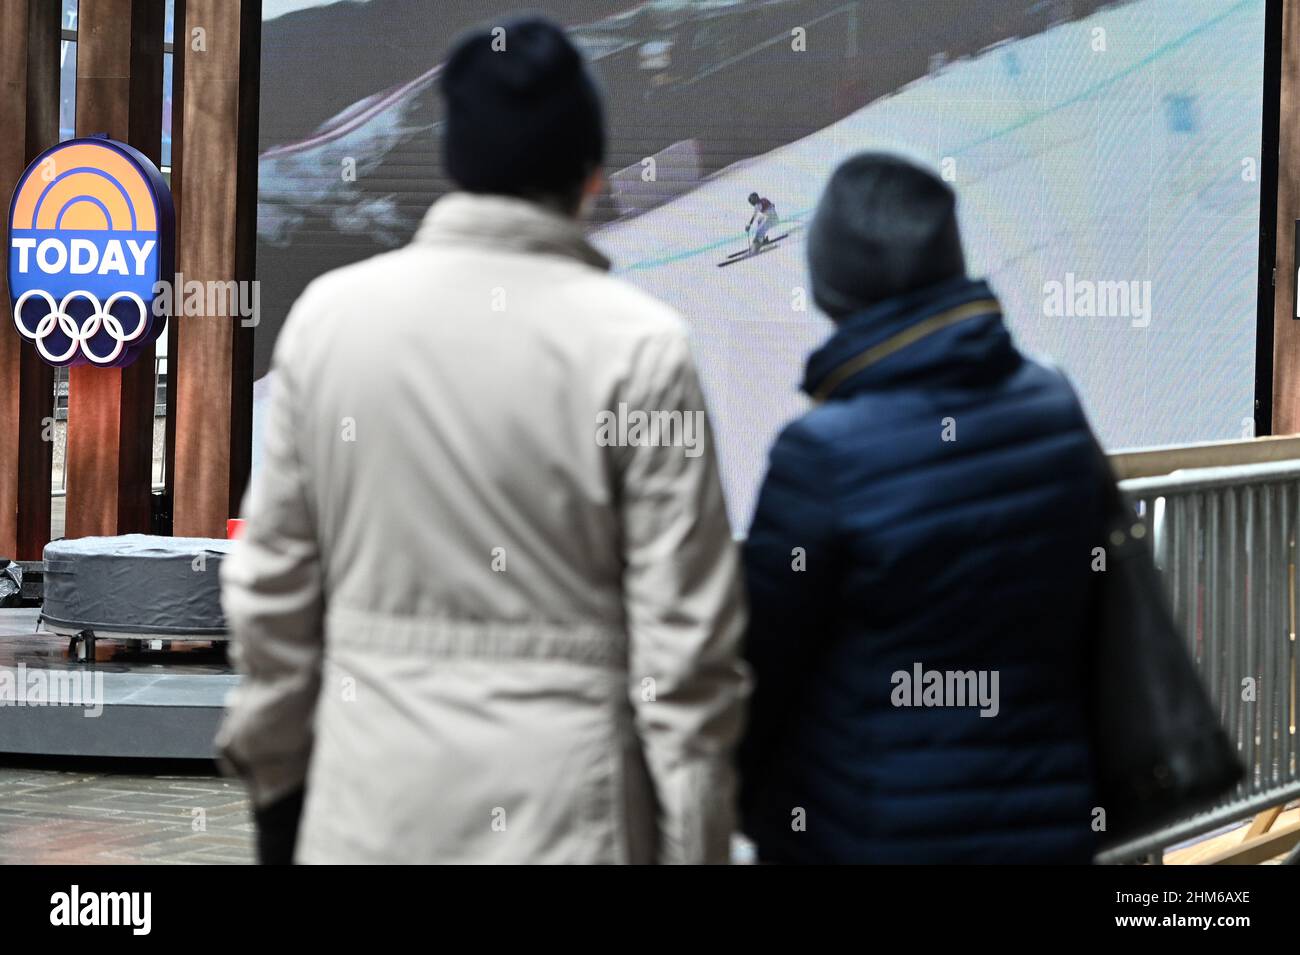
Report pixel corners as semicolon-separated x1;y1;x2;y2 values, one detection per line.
216;193;749;863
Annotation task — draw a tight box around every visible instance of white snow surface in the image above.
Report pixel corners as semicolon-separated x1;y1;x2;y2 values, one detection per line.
592;0;1266;528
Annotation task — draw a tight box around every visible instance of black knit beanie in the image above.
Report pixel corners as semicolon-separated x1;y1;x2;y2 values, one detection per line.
807;153;967;318
441;16;605;201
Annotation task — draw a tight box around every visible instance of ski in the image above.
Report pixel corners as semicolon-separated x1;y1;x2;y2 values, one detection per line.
722;232;790;260
717;234;790;267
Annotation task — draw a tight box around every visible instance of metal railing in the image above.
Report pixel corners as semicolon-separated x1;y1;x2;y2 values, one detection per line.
1111;435;1300;480
1099;459;1300;861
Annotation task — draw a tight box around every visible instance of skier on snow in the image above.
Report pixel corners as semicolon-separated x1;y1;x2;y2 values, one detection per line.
746;192;779;253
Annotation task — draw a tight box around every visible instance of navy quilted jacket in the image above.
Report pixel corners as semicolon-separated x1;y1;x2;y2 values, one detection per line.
739;277;1102;864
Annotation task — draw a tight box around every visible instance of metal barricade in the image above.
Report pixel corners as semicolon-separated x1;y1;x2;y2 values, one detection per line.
1099;460;1300;862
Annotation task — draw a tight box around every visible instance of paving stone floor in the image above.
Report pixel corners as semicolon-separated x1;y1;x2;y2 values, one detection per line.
0;758;253;864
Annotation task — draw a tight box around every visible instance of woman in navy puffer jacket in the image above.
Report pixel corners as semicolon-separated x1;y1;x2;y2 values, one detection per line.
739;154;1103;864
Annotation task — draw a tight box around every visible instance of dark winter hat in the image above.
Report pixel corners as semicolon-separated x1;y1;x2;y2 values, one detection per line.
441;16;605;201
807;153;966;318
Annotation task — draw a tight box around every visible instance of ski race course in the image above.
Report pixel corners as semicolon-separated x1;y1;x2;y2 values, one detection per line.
593;0;1265;528
249;0;1265;531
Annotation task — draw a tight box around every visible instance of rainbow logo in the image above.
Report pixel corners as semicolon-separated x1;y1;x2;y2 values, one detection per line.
7;136;174;367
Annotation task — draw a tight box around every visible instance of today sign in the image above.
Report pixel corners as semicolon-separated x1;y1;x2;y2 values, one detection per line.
6;135;174;367
10;236;157;277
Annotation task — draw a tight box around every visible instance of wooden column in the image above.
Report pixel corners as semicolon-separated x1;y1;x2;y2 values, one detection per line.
161;0;185;537
0;0;60;559
63;0;165;538
1271;0;1300;433
171;0;259;538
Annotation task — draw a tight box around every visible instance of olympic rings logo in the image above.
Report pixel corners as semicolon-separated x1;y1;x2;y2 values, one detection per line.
12;289;149;366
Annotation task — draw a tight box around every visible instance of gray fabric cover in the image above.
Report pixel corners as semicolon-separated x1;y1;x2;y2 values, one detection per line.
42;535;234;636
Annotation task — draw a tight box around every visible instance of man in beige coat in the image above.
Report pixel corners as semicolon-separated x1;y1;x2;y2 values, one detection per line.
216;17;748;864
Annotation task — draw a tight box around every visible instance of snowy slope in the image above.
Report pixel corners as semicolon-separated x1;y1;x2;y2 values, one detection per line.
592;0;1266;529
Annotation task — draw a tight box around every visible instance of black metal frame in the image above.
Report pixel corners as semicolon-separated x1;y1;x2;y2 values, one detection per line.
1255;0;1285;436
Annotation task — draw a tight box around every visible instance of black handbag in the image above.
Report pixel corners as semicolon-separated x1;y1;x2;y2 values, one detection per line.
254;787;304;865
1089;452;1243;847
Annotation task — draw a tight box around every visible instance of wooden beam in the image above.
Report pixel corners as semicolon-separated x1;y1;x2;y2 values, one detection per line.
1165;804;1300;863
63;0;165;539
1244;805;1284;839
170;0;259;538
1201;818;1300;865
0;0;60;559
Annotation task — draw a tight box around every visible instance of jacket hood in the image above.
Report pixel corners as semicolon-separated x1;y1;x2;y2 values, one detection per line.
413;191;611;271
802;276;1021;401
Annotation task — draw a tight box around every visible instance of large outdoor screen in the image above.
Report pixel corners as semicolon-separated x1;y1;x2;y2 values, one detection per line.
255;0;1270;527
